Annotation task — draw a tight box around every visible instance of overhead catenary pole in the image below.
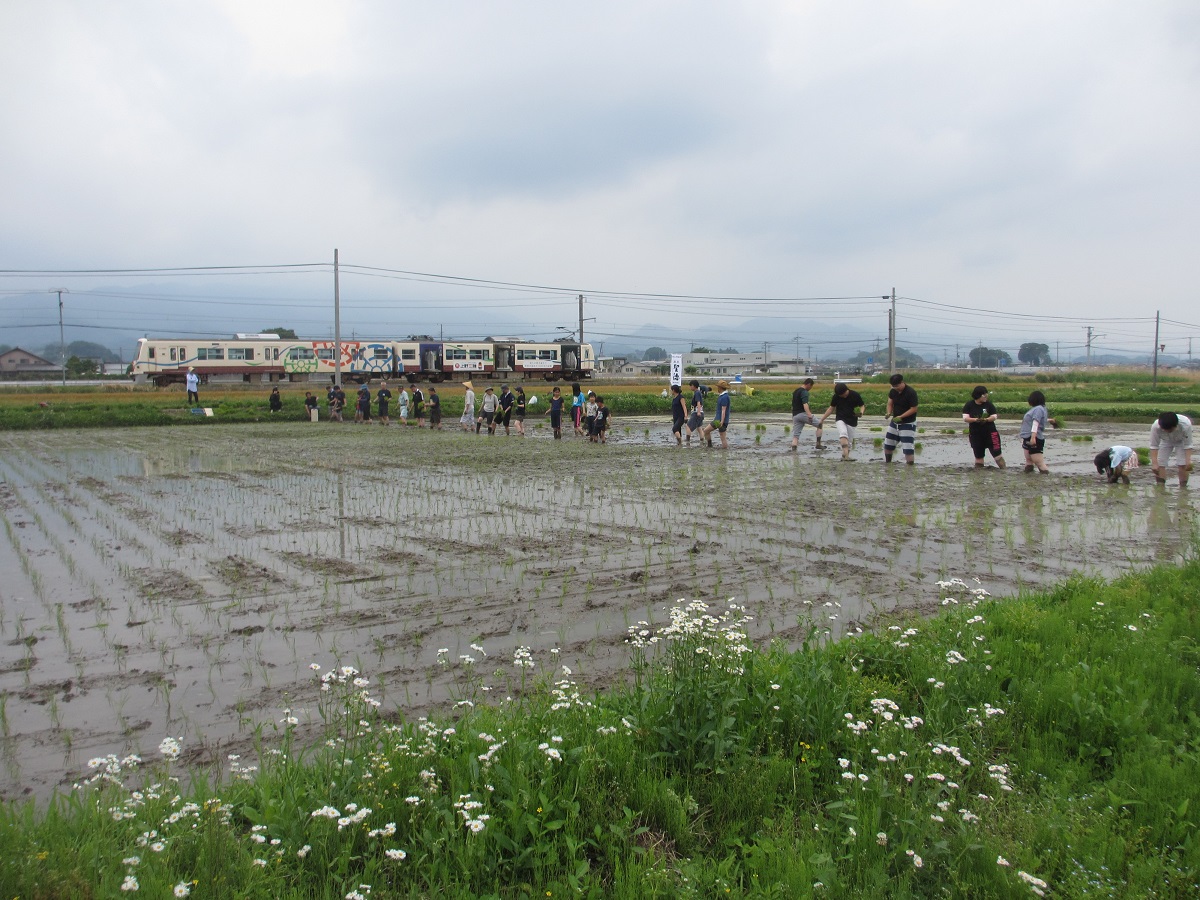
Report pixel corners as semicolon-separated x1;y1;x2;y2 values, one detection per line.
333;249;342;388
1153;310;1160;388
55;288;67;386
578;294;585;350
887;287;896;374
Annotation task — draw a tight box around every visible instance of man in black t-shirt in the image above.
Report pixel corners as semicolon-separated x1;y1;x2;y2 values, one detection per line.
883;373;918;464
962;385;1006;468
817;383;866;460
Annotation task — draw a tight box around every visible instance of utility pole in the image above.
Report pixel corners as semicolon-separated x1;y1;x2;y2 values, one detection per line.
887;287;896;374
54;288;68;386
1153;310;1160;388
333;249;342;387
578;294;584;349
1084;326;1093;369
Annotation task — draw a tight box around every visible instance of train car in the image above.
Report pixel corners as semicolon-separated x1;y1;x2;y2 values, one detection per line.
132;335;594;386
131;336;394;386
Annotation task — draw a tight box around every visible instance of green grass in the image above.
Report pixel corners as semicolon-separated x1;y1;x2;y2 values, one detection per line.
2;560;1199;897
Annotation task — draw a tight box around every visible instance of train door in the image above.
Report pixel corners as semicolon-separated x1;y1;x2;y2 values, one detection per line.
420;343;443;380
560;343;581;373
493;343;515;374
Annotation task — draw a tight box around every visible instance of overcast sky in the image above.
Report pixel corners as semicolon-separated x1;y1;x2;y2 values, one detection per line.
2;1;1198;358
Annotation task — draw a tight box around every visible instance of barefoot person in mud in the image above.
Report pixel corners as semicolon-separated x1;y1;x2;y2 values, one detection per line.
514;387;527;436
428;387;442;429
376;381;392;425
479;386;499;435
459;381;475;432
412;385;426;427
883;373;918;464
1149;412;1193;487
398;384;410;425
1019;390;1059;473
1095;446;1138;484
547;386;565;439
684;380;706;443
670;384;687;445
700;380;731;449
593;395;611;443
817;382;865;461
789;377;818;451
498;384;515;435
962;385;1005;469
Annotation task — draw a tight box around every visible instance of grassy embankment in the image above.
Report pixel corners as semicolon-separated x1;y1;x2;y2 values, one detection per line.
1;372;1199;429
2;562;1198;897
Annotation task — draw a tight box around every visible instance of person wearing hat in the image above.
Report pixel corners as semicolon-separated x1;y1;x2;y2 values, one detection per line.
789;377;818;451
459;381;476;432
185;367;200;405
962;385;1005;468
479;385;499;434
700;380;732;448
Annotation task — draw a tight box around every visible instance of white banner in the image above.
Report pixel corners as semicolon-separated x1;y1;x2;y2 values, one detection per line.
670;353;683;386
518;359;556;370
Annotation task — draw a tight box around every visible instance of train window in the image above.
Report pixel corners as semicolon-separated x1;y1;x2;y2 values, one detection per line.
539;350;557;360
372;348;390;360
517;349;535;360
317;348;334;360
228;348;250;361
401;349;416;360
446;348;466;360
170;348;177;361
197;347;225;360
178;347;186;361
288;348;315;360
148;347;157;359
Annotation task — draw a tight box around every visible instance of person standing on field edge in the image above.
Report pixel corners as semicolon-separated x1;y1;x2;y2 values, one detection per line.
962;386;1005;468
670;384;687;446
186;367;199;405
1149;412;1193;487
883;373;918;464
789;377;818;451
268;386;282;413
817;382;865;461
304;391;319;420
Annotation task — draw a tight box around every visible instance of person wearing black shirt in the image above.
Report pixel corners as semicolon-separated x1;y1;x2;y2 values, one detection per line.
789;377;818;451
670;384;687;445
817;383;866;460
962;385;1006;468
883;373;919;464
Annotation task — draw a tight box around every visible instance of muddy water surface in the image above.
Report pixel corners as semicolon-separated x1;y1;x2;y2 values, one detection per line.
0;418;1195;801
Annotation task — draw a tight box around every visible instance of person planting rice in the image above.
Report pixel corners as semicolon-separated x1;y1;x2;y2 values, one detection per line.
670;384;687;446
459;381;475;432
684;379;705;443
700;380;731;449
1149;412;1193;487
817;382;866;461
1019;390;1059;473
376;382;392;425
789;377;818;451
1094;446;1138;484
883;373;918;464
428;387;442;429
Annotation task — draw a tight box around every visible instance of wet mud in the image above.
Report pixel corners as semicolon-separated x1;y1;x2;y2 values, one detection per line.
0;417;1195;801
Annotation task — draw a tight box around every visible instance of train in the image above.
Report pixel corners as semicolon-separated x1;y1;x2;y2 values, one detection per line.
131;334;595;387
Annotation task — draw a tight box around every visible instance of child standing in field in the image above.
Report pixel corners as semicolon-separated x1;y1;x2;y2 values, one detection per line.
593;395;611;443
515;387;527;436
584;391;598;441
1095;446;1138;483
670;384;687;445
1019;390;1059;473
547;387;565;439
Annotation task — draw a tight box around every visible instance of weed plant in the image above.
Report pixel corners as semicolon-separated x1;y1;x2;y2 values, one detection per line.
3;562;1199;897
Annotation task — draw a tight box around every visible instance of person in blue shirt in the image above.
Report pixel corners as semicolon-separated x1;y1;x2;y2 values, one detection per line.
700;380;731;448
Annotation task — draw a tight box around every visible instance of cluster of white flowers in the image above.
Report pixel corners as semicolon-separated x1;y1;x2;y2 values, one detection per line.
1017;870;1050;896
513;646;536;669
453;793;490;834
988;763;1015;792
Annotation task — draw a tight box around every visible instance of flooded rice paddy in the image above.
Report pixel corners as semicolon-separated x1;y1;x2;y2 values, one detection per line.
0;416;1196;801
